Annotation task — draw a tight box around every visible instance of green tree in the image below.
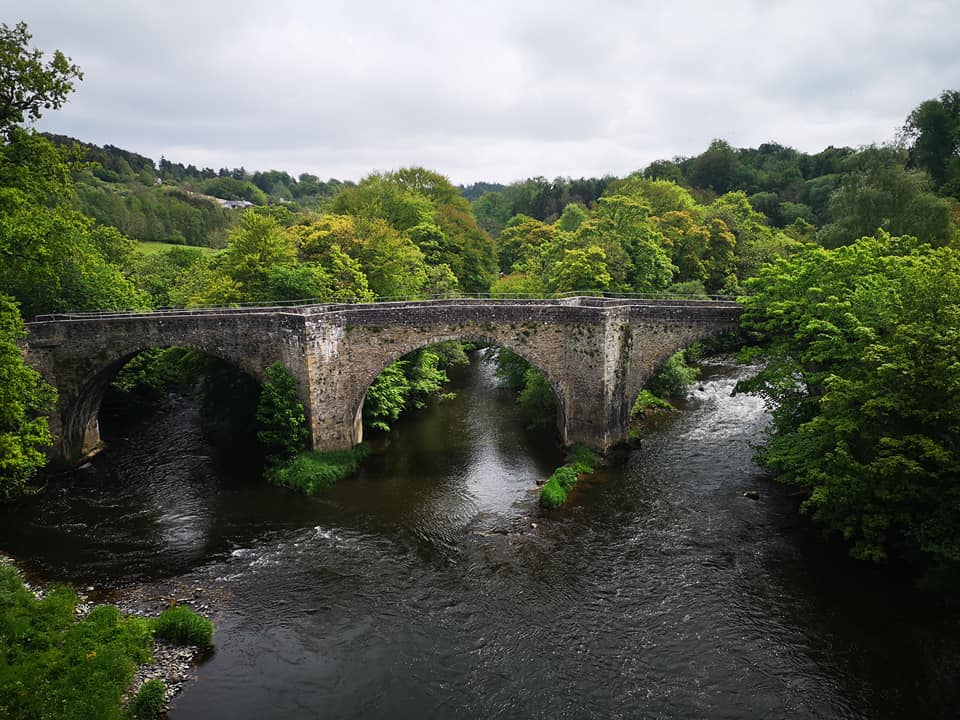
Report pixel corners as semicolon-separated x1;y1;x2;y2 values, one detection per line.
817;147;955;248
497;215;558;274
256;363;309;459
219;210;298;299
900;90;960;195
548;245;611;293
738;232;960;572
0;21;82;134
0;294;56;499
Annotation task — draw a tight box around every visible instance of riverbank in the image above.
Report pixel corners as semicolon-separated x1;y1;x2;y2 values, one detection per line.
0;554;217;718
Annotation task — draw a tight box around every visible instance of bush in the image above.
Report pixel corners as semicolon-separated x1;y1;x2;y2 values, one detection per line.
127;679;166;719
518;367;556;430
256;363;309;459
566;445;602;475
538;446;603;509
631;390;673;419
539;475;566;508
645;351;700;399
153;605;214;648
266;444;371;495
0;565;155;720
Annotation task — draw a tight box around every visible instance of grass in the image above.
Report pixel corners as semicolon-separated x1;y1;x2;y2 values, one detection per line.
136;241;217;255
539;445;604;509
0;563;215;720
153;605;214;648
127;679;166;720
266;443;371;495
0;564;154;720
631;390;673;416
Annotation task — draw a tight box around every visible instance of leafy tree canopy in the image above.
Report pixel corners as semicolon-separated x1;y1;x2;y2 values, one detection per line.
0;294;56;499
738;232;960;571
0;21;82;134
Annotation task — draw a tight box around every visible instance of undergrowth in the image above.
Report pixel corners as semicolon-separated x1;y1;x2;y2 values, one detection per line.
266;443;371;495
0;563;215;720
539;445;604;509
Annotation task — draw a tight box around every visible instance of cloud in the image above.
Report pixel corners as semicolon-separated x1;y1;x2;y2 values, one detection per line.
8;0;959;183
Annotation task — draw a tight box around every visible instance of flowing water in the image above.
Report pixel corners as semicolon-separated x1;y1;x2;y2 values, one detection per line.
1;355;957;719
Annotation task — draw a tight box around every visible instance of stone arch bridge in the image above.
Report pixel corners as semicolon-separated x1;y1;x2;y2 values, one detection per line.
22;297;742;464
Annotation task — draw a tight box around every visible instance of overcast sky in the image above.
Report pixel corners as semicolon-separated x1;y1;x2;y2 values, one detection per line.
7;0;960;184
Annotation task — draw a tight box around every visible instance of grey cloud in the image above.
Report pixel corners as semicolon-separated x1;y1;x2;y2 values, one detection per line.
4;0;957;183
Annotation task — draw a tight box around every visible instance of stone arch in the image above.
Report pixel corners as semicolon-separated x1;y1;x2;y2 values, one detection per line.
59;340;271;462
346;333;569;446
621;322;737;427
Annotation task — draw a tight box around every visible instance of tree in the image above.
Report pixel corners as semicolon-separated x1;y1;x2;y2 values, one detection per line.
219;211;297;299
256;363;308;460
0;294;56;499
817;147;955;248
497;215;558;274
548;246;611;293
738;232;960;573
900;90;960;195
0;22;82;134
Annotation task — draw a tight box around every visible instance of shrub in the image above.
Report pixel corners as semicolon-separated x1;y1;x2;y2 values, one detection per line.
631;390;673;419
0;565;155;720
538;445;604;509
566;444;602;475
153;605;214;648
256;362;309;459
128;679;166;719
539;475;566;508
645;351;700;399
265;444;371;495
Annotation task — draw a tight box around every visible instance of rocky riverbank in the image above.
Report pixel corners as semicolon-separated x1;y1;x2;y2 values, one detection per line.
1;554;221;714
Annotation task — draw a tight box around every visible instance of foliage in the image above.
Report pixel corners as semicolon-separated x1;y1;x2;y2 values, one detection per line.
256;363;308;460
127;678;165;720
0;21;82;134
645;351;700;400
152;605;214;648
539;445;604;509
631;390;673;418
489;349;557;431
470;175;613;237
539;475;567;509
738;232;960;572
0;130;149;317
265;444;371;495
363;349;451;432
517;368;556;430
219;211;298;300
128;246;212;307
817;147;955;248
0;564;155;720
491;348;530;391
900;89;960;197
566;445;602;475
0;294;56;500
330;168;497;293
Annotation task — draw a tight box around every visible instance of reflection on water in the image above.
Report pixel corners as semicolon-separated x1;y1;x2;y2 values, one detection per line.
1;355;957;719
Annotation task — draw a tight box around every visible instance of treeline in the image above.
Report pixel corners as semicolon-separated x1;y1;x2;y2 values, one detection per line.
470;91;960;250
42;133;354;248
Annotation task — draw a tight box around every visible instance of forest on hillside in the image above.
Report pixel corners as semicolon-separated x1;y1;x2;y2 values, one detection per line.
2;20;960;584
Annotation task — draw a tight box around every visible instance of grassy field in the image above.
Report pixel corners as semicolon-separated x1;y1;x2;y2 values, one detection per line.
136;241;219;255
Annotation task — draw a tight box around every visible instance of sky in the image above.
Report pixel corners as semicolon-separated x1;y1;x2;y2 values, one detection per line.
6;0;960;185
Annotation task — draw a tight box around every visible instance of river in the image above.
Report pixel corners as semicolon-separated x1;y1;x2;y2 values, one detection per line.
1;355;957;719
